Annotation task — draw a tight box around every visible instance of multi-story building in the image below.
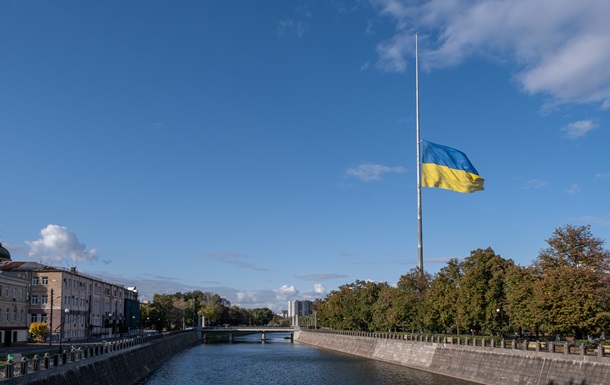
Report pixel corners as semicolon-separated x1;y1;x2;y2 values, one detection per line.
0;244;29;346
0;245;138;342
288;300;313;318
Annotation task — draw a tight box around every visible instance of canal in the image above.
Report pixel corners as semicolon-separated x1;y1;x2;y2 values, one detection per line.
140;333;478;385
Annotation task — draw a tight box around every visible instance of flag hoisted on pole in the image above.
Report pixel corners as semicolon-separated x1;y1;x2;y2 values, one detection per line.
421;141;485;193
415;34;484;273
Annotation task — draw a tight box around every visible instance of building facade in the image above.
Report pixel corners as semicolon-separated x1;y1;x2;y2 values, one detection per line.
288;300;313;318
0;268;29;346
0;247;138;342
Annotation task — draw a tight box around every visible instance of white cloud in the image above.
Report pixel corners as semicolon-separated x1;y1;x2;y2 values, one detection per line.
566;183;581;195
313;283;326;294
346;163;405;182
561;120;599;139
595;172;610;179
277;20;308;38
299;283;328;300
369;0;610;106
523;179;548;190
274;284;298;301
26;224;98;263
575;215;610;227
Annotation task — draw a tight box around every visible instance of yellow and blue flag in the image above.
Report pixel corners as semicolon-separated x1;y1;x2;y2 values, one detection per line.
421;141;484;193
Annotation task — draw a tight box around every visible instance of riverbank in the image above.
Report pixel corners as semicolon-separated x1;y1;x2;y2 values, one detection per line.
295;329;610;385
4;331;199;385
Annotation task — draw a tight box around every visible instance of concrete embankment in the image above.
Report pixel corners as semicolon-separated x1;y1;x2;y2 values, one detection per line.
8;331;199;385
295;330;610;385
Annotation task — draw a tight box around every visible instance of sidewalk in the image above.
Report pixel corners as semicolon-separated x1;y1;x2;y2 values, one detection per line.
1;336;137;360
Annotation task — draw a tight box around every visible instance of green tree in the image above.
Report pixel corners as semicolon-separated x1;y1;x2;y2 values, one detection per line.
397;268;431;333
371;283;402;331
532;225;610;338
424;259;461;334
456;248;513;334
504;264;537;336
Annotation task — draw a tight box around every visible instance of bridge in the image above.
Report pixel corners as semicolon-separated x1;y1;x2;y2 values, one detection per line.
199;326;297;343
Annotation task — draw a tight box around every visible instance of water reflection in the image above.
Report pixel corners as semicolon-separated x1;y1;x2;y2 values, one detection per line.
142;333;477;385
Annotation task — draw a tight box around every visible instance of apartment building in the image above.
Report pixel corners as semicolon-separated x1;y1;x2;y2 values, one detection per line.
0;255;137;342
0;268;29;346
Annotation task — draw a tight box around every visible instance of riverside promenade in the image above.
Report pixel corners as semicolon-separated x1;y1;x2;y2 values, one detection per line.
0;330;199;384
296;329;610;385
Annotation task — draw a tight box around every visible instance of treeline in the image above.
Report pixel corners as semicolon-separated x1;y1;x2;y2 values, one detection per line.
141;290;280;331
313;225;610;339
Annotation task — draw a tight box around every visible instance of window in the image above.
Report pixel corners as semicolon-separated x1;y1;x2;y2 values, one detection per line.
20;310;24;322
13;288;16;299
31;314;38;323
42;295;48;305
41;314;47;323
5;286;9;297
5;309;8;321
31;295;38;305
32;277;39;285
42;276;48;285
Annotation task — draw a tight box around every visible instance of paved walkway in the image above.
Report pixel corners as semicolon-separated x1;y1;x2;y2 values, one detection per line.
1;336;136;359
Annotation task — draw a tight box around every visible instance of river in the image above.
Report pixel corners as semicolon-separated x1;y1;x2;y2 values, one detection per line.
140;333;478;385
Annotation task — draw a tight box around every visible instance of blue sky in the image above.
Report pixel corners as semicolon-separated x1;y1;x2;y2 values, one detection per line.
2;0;609;311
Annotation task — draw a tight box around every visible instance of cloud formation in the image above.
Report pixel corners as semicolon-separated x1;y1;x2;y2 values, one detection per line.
566;183;581;195
369;0;610;106
523;179;548;190
561;120;598;139
295;273;349;281
205;252;269;271
346;163;405;182
26;224;98;263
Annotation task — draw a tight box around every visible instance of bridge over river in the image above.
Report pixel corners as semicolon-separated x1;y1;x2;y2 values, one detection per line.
199;326;296;342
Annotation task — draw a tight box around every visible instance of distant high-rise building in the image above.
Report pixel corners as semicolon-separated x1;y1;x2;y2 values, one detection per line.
287;300;312;318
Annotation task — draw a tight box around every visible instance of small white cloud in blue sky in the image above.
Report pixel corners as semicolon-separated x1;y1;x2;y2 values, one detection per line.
346;163;406;182
26;224;98;263
274;284;298;301
566;184;581;195
523;179;549;190
561;120;599;139
277;20;307;38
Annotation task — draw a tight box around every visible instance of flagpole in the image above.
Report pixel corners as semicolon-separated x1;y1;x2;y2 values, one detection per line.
415;33;424;272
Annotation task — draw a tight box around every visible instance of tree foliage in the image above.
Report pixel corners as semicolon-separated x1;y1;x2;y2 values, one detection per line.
144;290;276;330
29;322;47;343
314;225;610;338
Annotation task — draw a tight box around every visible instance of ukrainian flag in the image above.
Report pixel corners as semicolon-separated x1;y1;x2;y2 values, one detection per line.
421;141;485;193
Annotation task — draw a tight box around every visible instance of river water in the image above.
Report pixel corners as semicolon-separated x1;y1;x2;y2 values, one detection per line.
140;333;477;385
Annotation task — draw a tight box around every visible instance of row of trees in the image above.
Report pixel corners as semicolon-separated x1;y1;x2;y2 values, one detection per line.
312;225;610;339
142;291;276;331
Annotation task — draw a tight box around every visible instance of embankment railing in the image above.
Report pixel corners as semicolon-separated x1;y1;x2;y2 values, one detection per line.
304;328;608;358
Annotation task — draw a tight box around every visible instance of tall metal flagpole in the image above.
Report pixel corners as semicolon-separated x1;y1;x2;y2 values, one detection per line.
415;33;424;272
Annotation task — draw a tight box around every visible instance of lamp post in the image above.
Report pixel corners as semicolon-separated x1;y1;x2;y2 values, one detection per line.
58;308;69;353
496;308;503;338
108;313;114;337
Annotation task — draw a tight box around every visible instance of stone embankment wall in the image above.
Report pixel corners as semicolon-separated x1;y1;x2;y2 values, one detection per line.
295;330;610;385
7;331;199;385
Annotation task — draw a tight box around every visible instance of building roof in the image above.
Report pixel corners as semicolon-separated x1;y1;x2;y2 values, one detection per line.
0;270;28;282
0;261;58;272
0;243;11;260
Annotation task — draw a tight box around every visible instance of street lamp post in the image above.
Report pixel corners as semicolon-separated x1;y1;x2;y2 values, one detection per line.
58;308;70;353
496;308;504;338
